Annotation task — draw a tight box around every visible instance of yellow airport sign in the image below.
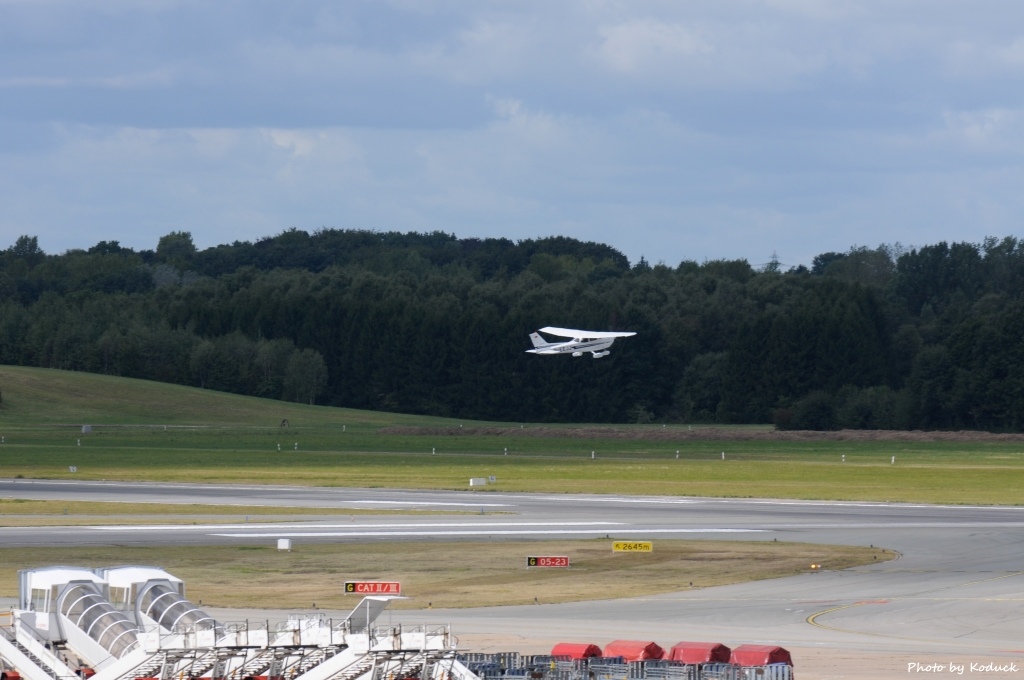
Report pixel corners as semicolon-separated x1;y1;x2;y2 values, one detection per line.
613;541;652;552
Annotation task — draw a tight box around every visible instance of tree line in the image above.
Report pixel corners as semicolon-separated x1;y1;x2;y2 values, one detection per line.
1;229;1023;430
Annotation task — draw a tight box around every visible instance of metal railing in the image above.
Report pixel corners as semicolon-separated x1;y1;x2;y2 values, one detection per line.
452;655;790;680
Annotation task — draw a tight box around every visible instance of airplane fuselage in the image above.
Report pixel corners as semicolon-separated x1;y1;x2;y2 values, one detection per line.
525;327;635;358
526;338;615;355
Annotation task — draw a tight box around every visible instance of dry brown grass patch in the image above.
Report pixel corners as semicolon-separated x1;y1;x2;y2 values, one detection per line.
0;540;893;609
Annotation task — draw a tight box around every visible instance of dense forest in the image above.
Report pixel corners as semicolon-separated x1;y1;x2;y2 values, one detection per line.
1;229;1023;430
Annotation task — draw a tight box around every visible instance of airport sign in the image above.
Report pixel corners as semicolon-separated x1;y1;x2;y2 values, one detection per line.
527;556;570;567
344;581;402;594
612;541;653;552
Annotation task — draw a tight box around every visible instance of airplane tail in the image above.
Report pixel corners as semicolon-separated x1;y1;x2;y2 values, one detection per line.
529;332;548;348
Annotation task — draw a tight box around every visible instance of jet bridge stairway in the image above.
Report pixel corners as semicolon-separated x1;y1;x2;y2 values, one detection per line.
4;630;476;680
0;616;77;680
284;647;376;680
12;568;472;680
0;626;67;680
94;649;273;680
370;652;428;680
230;648;282;679
116;653;167;680
280;646;346;679
160;648;223;680
290;648;433;680
218;645;347;680
364;649;463;680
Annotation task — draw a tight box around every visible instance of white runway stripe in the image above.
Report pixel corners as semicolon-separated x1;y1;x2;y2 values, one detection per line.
91;521;623;532
346;501;512;507
210;528;766;538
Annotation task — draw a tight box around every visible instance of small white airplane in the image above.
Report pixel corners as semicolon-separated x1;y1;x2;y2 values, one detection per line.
526;326;637;358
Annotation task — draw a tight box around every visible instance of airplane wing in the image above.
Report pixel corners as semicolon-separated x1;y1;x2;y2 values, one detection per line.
539;326;637;339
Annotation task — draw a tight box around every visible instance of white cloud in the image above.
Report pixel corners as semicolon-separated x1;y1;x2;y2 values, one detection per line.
947;36;1024;76
484;97;571;151
761;0;858;20
3;1;1024;266
588;16;831;91
939;108;1024;153
0;68;179;89
998;37;1024;67
596;19;713;74
266;130;318;159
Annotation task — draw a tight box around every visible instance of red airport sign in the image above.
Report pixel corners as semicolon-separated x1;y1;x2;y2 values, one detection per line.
344;581;402;594
526;556;569;568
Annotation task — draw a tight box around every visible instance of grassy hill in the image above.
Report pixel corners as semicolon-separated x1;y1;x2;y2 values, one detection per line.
0;366;459;428
2;366;1023;504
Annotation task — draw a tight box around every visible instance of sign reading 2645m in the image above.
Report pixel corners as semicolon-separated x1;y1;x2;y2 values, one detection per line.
612;541;653;552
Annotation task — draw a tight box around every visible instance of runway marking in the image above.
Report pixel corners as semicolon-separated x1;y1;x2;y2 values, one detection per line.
91;521;623;532
529;494;1024;512
806;571;1024;642
531;497;700;505
0;480;513;505
805;601;948;644
0;497;512;510
905;570;1024;597
344;501;512;507
11;480;1024;513
765;522;1024;529
211;528;766;538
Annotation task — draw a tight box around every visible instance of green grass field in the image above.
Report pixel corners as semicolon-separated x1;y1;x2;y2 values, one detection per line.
2;366;1023;504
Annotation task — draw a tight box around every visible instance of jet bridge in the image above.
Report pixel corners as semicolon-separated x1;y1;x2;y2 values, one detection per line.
56;581;139;663
3;567;474;680
99;567;218;636
15;566;139;671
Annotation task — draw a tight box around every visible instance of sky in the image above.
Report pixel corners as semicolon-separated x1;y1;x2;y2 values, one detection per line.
2;0;1024;268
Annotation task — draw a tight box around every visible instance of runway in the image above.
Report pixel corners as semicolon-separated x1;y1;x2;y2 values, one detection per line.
2;479;1023;676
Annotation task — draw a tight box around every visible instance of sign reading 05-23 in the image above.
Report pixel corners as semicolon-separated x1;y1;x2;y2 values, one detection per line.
526;556;570;568
344;581;401;594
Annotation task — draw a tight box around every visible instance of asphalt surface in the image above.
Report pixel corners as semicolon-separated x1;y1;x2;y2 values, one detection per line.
2;479;1023;676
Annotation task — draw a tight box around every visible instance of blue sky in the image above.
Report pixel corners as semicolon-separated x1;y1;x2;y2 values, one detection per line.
2;0;1023;268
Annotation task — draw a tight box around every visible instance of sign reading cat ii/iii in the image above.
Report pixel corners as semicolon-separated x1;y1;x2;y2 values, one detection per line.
345;581;401;594
612;541;653;552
